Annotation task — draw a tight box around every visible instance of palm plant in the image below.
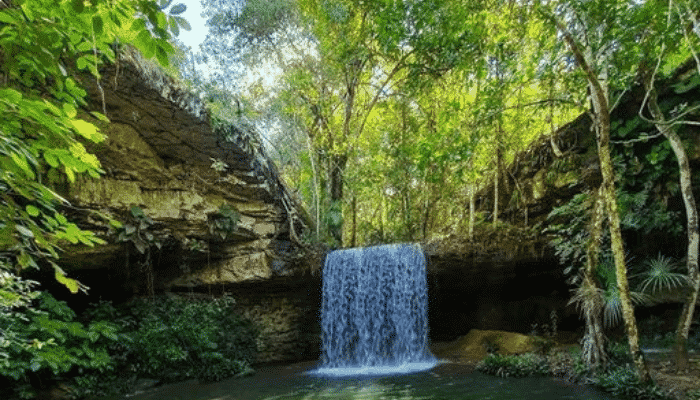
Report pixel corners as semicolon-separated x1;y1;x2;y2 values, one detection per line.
636;254;690;295
597;259;652;327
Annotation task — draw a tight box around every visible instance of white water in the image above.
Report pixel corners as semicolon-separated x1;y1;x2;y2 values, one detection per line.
311;244;436;377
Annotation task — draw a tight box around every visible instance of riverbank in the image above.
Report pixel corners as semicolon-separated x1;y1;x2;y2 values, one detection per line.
432;336;700;400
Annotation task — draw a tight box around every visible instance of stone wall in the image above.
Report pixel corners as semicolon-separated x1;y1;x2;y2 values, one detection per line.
222;278;322;364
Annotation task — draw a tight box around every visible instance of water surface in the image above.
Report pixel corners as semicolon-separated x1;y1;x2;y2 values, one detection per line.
119;361;622;400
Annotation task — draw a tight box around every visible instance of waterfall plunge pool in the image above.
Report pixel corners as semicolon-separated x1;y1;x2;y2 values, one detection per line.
116;360;623;400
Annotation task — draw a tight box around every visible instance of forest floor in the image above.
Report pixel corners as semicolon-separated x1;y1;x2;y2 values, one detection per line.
645;351;700;400
432;333;700;400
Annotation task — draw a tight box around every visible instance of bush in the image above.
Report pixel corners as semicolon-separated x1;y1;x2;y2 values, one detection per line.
0;292;120;399
476;353;550;378
595;366;671;400
606;340;634;367
100;295;259;383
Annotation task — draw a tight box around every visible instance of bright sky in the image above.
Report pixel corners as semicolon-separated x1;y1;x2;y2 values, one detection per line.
169;0;283;96
173;0;208;52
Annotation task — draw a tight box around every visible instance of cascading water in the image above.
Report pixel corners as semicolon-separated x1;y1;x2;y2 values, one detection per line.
311;243;436;377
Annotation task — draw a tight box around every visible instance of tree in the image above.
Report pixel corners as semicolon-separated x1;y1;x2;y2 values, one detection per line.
536;0;651;382
636;0;700;371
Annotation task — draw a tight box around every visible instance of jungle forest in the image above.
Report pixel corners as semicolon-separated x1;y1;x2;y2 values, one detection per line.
2;0;700;399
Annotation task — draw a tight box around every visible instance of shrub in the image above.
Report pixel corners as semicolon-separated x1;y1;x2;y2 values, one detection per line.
476;353;550;378
0;292;120;399
599;340;629;367
108;295;258;383
595;366;671;400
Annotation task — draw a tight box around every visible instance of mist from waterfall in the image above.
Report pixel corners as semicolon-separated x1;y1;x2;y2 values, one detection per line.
310;243;436;377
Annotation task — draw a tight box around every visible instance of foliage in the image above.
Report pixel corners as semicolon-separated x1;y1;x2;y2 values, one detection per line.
594;366;671;400
636;254;690;295
0;292;120;399
476;353;550;378
546;193;592;271
0;0;182;326
208;204;241;240
90;295;258;383
596;258;652;328
115;206;161;255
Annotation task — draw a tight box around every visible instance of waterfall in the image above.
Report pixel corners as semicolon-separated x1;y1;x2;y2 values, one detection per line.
311;243;436;376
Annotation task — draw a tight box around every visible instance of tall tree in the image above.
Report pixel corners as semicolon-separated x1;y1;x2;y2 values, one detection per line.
536;0;651;381
637;0;700;371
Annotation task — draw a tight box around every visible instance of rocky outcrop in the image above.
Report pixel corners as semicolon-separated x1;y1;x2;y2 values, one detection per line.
55;46;310;299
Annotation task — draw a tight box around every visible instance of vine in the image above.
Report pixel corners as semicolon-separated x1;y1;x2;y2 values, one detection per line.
114;206;161;296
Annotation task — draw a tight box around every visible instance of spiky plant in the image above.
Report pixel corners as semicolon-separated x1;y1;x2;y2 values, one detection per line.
597;261;652;327
636;254;690;295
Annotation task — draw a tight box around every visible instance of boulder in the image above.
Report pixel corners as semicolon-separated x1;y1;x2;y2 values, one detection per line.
436;329;538;362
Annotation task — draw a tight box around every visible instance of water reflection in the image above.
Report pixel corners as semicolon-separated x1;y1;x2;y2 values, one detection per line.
262;382;427;400
116;361;623;400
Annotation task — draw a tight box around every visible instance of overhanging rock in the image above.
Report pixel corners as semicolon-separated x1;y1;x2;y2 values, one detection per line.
57;46;309;295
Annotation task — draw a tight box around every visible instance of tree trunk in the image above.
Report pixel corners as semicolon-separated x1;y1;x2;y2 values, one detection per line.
306;135;321;239
644;81;700;372
581;188;607;371
329;153;347;245
351;195;357;248
557;21;650;382
468;184;475;240
493;139;501;225
593;91;650;383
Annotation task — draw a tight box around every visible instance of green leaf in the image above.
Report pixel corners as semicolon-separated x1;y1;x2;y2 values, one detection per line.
169;16;179;37
16;224;34;238
156;45;169;66
76;55;89;70
55;212;68;225
54;269;80;294
156;12;167;30
89;111;110;122
77;41;95;52
44;152;59;168
18;251;35;268
130;18;146;32
70;119;102;142
26;205;40;217
63;102;77;118
0;11;18;24
11;152;35;179
0;88;22;103
158;0;173;10
71;0;85;13
92;15;104;36
20;3;34;21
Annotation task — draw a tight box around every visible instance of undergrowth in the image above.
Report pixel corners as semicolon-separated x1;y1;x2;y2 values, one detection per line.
1;293;258;399
477;340;673;400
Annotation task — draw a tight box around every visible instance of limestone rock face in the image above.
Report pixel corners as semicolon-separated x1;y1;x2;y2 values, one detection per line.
59;47;309;296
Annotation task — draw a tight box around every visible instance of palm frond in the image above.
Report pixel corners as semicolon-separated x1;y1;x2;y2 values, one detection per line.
636;254;690;294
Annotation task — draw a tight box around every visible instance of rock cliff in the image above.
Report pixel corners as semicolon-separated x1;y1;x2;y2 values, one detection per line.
55;46;310;298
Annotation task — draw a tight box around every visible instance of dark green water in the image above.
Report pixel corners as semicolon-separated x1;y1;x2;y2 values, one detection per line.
117;361;622;400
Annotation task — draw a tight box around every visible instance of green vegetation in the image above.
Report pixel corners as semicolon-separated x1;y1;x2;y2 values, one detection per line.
0;294;258;399
0;292;119;399
477;343;673;400
476;353;550;378
86;295;257;384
